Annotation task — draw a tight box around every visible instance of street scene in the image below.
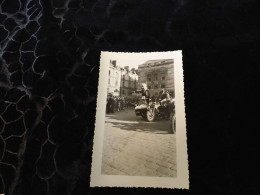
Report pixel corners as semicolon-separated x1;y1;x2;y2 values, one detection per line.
101;58;176;177
101;108;177;177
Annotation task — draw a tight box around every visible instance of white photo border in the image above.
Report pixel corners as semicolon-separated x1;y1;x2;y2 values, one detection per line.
90;51;189;189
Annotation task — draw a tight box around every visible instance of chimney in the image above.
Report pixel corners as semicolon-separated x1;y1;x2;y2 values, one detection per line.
111;60;116;67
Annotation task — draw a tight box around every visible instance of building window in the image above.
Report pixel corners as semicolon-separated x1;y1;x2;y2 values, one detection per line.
108;78;110;84
154;84;158;89
154;74;158;80
109;70;110;76
161;84;165;88
115;80;118;86
161;76;165;80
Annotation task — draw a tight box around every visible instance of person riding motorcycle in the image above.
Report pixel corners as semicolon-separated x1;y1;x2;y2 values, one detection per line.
135;83;150;104
159;89;170;105
141;83;150;104
159;89;171;118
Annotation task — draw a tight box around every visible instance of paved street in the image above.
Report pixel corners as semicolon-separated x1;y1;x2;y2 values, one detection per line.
101;108;177;177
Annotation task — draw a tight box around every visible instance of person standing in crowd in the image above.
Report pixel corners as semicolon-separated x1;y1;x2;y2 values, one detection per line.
110;95;114;113
114;96;117;112
110;96;114;113
107;94;113;113
121;97;125;110
114;97;117;111
124;98;127;108
106;95;110;113
116;97;119;111
120;97;122;110
117;97;120;111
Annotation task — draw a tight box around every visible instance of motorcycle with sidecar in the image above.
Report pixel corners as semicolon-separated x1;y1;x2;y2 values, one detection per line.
134;96;176;133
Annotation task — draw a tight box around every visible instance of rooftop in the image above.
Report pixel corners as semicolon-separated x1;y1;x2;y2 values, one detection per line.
138;59;173;68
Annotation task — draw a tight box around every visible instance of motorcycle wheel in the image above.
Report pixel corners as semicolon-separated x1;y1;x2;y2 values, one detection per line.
146;109;155;122
169;111;176;134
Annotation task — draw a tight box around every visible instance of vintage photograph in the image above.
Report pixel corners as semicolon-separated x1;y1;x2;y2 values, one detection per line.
103;58;176;177
91;51;188;189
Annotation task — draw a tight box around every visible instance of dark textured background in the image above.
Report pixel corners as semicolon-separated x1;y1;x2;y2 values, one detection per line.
0;0;259;194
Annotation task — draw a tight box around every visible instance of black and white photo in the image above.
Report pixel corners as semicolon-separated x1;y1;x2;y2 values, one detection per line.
91;51;188;189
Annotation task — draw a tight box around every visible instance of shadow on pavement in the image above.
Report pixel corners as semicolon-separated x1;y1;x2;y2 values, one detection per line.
106;109;137;121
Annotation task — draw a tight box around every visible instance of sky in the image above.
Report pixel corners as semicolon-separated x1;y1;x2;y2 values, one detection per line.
104;52;175;70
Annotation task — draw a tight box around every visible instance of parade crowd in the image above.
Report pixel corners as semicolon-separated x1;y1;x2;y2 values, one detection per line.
106;95;139;114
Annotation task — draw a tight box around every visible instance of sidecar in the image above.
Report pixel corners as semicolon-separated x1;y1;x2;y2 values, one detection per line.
134;97;158;122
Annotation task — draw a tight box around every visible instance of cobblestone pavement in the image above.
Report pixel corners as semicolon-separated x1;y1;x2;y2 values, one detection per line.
101;108;177;177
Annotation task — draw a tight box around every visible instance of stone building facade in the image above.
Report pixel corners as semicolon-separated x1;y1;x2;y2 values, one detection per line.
107;60;122;96
137;59;174;97
107;60;138;97
121;66;138;96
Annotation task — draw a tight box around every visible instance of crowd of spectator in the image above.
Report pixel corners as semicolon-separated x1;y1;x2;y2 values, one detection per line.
106;95;139;114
